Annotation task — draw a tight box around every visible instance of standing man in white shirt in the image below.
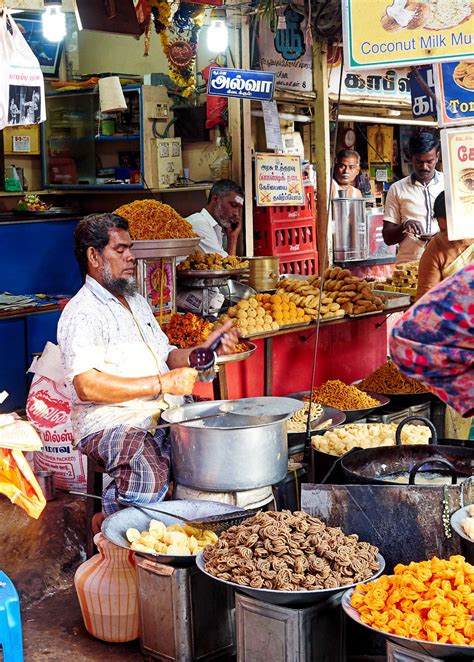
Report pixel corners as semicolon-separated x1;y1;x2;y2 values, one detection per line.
57;213;238;517
383;132;444;263
331;149;363;199
187;179;244;256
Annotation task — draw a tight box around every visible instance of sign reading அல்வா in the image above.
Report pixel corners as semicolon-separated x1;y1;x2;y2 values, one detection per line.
441;126;474;240
207;68;275;102
434;60;474;126
342;0;474;71
255;154;304;206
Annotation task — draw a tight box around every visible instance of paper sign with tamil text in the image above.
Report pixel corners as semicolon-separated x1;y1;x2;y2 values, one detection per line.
434;60;474;127
255;154;304;206
441;127;474;240
342;0;474;71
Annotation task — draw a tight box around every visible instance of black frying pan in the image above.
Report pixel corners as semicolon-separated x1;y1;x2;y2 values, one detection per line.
340;416;474;486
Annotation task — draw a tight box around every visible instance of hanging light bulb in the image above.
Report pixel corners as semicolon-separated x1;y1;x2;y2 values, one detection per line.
42;1;66;43
207;9;228;54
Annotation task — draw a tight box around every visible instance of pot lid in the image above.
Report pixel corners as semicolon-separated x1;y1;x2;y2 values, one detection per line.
220;397;302;418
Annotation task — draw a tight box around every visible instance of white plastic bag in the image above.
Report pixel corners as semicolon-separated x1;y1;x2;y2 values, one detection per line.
26;342;87;492
0;10;46;130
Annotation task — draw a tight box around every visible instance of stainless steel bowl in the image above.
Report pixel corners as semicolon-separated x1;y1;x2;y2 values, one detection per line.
197;551;385;606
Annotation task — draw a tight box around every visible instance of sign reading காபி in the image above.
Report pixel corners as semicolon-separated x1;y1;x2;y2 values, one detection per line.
342;0;474;70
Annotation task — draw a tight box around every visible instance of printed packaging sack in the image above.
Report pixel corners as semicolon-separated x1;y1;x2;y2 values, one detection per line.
0;10;46;130
26;342;87;492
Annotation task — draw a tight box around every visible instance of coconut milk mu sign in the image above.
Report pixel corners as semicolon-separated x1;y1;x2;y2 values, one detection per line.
342;0;474;71
207;68;275;101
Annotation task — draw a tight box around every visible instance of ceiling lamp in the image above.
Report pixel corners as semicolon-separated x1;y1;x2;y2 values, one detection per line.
207;9;228;54
42;0;66;43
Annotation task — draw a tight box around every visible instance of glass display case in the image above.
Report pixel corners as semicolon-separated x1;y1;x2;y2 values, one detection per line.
41;85;144;189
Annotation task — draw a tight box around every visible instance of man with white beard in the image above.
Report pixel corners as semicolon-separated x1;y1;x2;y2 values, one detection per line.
57;213;238;517
187;179;244;256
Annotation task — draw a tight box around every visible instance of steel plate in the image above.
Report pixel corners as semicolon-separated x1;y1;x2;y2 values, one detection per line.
177;268;249;278
342;588;474;658
286;390;390;423
220;396;302;418
353;379;431;406
215;342;257;365
451;506;474;564
102;500;242;565
196;551;385;607
132;238;200;258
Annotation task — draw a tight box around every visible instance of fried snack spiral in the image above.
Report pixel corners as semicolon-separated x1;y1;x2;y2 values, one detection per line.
351;556;474;646
203;511;380;592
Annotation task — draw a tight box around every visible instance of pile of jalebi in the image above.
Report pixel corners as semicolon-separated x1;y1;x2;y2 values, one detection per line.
114;199;198;240
351;555;474;645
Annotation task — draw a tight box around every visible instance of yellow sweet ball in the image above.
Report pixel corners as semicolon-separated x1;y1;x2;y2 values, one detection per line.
255;324;264;332
239;299;250;310
256;293;264;302
271;321;279;330
303;315;311;322
228;306;237;318
263;323;273;331
248;298;259;308
281;303;290;312
297;308;305;317
256;307;265;317
264;314;273;325
270;294;282;304
262;293;272;302
236;310;247;320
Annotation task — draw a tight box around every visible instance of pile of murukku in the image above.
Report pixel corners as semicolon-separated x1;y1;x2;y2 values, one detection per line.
114;199;198;240
305;380;379;411
202;511;380;592
350;555;474;646
358;360;428;395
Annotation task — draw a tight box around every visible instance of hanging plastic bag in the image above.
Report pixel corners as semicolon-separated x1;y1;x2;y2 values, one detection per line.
0;448;46;519
0;10;46;130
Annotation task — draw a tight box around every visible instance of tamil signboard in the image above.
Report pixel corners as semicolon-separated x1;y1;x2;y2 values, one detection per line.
258;4;312;93
255;153;304;206
409;66;436;118
342;0;474;71
207;68;275;102
434;60;474;126
441;126;474;240
328;62;411;102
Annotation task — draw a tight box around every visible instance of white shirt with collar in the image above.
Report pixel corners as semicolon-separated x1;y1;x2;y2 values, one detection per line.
57;275;181;442
384;171;444;263
186;208;228;256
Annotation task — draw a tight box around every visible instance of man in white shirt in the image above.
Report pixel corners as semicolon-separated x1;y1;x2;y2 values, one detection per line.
187;179;244;256
58;213;238;517
331;149;363;199
383;132;444;263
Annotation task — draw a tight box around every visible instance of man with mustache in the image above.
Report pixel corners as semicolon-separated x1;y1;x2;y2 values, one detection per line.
331;149;363;199
187;179;244;256
383;131;444;263
57;213;238;518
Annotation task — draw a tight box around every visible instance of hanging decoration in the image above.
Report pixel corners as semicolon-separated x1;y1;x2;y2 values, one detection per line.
149;1;204;97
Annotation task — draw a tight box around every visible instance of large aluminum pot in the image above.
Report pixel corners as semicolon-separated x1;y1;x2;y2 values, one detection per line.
161;399;294;491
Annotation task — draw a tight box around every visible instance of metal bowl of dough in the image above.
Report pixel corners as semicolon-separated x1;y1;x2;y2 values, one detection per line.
102;500;243;565
196;551;385;606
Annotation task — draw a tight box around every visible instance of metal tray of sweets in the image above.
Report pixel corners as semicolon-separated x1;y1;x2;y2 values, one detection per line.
196;551;385;607
177;267;249;279
215;341;257;365
342;587;474;659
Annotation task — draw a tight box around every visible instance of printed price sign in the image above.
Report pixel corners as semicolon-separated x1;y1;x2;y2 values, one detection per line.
255;153;304;206
12;135;31;153
434;60;474;127
409;66;436;118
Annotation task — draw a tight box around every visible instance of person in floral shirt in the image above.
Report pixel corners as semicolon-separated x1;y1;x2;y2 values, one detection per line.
390;264;473;419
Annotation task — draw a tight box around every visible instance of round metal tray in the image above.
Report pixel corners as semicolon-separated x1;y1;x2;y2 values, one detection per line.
102;500;242;566
342;588;474;658
286;390;390;423
353;380;431;407
177;267;249;279
132;237;200;258
215;342;257;365
196;551;385;607
450;505;474;563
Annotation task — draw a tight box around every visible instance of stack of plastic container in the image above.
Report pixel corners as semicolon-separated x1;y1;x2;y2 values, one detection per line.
253;186;318;276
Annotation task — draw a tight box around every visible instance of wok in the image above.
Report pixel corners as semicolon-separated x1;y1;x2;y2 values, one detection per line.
340;416;474;486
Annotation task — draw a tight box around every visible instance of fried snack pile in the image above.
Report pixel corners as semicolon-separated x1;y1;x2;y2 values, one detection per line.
126;519;218;556
276;276;344;320
178;251;249;271
306;380;380;410
351;556;474;645
203;510;380;591
164;312;213;349
114;199;198;240
321;267;384;316
358;359;428;395
287;402;324;433
312;423;431;456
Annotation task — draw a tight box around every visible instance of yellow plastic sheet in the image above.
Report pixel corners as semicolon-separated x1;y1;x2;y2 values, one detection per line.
0;448;46;519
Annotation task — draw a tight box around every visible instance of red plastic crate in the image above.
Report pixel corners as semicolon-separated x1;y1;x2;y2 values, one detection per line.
253;186;315;224
254;218;316;256
279;251;319;277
